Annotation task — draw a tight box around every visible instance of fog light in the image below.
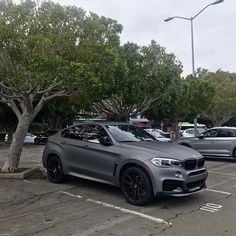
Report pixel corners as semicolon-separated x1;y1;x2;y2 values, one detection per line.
175;171;182;179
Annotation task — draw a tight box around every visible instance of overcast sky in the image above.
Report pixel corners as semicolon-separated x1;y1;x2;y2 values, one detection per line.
53;0;235;76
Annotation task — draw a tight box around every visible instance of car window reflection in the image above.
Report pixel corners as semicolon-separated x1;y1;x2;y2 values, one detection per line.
107;125;156;142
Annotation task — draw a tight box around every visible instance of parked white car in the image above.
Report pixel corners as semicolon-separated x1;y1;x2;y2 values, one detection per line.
145;129;172;142
24;133;37;143
180;128;205;138
5;132;36;143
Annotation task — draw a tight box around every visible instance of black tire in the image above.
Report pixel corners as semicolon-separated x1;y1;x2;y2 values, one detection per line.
120;166;154;206
47;156;64;183
233;149;236;159
34;139;39;145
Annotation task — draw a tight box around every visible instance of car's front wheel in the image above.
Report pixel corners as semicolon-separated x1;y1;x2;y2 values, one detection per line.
120;166;154;206
47;156;64;183
34;139;39;145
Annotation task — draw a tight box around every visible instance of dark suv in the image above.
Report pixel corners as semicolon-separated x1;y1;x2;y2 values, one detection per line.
42;122;207;205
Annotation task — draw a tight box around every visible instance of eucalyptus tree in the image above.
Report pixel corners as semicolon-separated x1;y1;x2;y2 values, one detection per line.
93;40;183;121
198;69;236;126
0;0;122;172
147;75;214;139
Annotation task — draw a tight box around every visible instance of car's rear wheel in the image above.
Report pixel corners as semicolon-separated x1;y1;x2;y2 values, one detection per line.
233;149;236;159
120;166;154;206
47;156;64;183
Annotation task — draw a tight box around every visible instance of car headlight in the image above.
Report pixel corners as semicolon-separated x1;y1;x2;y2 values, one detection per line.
150;157;182;168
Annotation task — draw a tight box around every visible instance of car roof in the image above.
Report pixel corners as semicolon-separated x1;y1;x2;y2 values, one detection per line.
184;128;204;131
210;127;236;130
73;121;134;126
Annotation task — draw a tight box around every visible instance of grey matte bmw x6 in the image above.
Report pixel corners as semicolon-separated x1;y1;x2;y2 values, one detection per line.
42;122;208;205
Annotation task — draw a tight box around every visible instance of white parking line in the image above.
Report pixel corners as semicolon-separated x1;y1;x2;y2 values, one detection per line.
208;171;236;177
59;191;83;199
59;191;171;226
87;198;171;226
206;188;232;195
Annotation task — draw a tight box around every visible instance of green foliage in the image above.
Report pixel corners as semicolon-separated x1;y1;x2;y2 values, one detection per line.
0;1;78;90
197;69;236;126
36;97;79;129
146;75;215;124
90;40;183;119
0;0;123;100
29;122;48;132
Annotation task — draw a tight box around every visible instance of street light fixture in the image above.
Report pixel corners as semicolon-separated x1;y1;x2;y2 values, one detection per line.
164;0;224;136
164;0;224;75
164;17;174;22
212;0;224;5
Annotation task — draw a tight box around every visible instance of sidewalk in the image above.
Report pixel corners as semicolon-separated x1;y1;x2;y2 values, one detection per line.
0;144;44;169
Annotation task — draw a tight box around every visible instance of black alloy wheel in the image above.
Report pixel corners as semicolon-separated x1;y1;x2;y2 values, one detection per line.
120;167;154;206
47;156;64;183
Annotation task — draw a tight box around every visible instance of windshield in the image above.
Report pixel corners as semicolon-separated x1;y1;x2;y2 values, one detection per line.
106;125;156;142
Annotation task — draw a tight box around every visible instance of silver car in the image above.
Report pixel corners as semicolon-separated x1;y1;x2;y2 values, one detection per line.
42;122;207;205
178;127;236;158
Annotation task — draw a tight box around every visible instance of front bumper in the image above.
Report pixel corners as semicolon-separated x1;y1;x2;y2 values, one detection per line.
144;160;208;196
162;177;206;196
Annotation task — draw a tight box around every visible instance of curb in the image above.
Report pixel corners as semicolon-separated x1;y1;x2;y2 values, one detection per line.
0;167;40;179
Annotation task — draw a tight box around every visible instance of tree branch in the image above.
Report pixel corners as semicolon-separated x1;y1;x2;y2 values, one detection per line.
8;99;21;120
32;88;80;120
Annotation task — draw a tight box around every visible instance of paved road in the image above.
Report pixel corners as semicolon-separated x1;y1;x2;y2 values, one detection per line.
0;145;236;236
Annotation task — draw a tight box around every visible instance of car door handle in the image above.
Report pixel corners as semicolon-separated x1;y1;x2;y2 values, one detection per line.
61;141;66;145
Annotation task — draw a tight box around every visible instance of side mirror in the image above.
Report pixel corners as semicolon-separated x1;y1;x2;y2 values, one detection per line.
99;136;113;146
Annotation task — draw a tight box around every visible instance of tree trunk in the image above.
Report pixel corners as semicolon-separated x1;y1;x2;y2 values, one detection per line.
2;112;32;172
173;120;180;141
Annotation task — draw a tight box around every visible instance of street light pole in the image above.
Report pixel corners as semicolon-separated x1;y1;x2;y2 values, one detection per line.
190;18;195;76
164;0;224;137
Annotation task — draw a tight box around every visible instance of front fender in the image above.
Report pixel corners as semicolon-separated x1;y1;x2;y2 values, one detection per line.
42;142;64;168
115;159;155;190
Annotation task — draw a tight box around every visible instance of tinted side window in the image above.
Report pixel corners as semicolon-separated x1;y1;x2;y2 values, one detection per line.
84;125;111;144
203;129;219;137
217;129;234;137
61;125;85;140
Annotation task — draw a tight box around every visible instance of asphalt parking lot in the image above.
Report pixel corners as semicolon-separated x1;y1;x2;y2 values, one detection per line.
0;145;236;236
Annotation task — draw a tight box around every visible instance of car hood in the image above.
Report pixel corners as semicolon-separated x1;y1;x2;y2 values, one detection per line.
120;141;201;161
